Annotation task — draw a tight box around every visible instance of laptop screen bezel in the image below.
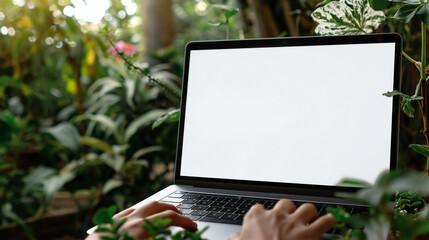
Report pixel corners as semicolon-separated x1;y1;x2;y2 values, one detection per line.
174;33;401;197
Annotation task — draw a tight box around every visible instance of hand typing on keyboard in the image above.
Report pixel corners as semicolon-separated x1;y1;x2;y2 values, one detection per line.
85;201;197;240
228;199;337;240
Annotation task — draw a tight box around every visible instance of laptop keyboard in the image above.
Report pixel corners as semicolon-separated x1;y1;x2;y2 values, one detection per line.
160;191;369;234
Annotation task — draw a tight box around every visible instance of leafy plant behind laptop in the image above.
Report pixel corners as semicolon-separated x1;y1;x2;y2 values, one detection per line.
312;0;429;239
92;206;208;240
312;0;429;171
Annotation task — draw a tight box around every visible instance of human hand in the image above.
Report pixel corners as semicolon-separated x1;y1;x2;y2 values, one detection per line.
86;201;197;240
229;199;336;240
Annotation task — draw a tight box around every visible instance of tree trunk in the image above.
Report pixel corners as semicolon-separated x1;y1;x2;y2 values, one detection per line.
143;0;175;64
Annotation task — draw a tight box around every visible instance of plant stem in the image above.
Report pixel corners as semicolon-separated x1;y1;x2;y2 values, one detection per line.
227;21;230;40
402;51;417;65
421;22;429;171
106;37;181;101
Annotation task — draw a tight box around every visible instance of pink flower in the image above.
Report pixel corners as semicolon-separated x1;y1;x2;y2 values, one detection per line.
107;41;136;60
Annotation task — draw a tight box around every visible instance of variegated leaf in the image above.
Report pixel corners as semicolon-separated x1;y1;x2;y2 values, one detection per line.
312;0;386;36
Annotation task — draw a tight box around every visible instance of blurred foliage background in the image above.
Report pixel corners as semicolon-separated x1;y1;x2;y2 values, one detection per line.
0;0;427;239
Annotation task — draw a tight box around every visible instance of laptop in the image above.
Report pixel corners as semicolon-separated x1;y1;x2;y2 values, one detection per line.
91;33;401;239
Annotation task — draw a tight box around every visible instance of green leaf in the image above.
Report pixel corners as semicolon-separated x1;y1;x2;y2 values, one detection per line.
208;20;225;27
383;90;407;98
399;192;411;198
75;114;117;135
417;3;429;25
410;144;429;157
371;0;389;10
125;109;168;142
42;172;75;203
102;179;123;195
351;229;367;240
101;151;125;172
131;146;163;160
337;178;371;187
2;203;35;240
81;136;113;154
24;166;55;194
93;205;118;225
152;109;180;130
316;0;334;8
311;0;386;36
392;4;422;23
43;122;81;152
401;97;416;118
224;9;239;22
411;200;422;207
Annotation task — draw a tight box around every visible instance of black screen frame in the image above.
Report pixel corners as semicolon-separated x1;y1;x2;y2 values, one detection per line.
174;33;402;197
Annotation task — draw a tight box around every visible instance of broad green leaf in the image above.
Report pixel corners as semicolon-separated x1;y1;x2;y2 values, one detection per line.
409;144;429;157
42;172;75;203
43;122;81;152
101;152;125;172
383;90;407;98
125;79;136;110
125;109;168;142
417;3;429;25
92;205;117;225
2;203;35;240
311;0;386;36
337;178;371;187
401;97;415;118
81;136;113;154
208;20;225;27
24;166;55;194
75;114;117;134
224;9;239;22
371;0;389;10
392;4;421;23
131;146;163;160
152;109;180;129
102;179;123;195
211;4;234;11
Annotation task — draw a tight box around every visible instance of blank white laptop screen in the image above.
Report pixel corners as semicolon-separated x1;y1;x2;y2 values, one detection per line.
180;42;395;186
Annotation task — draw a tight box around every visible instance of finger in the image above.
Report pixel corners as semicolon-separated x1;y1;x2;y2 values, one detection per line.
113;208;135;219
146;210;198;231
244;204;265;219
228;232;241;240
272;199;296;214
292;203;319;223
307;213;337;236
133;201;182;218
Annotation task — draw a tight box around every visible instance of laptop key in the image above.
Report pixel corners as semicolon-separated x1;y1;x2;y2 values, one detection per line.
161;197;183;203
206;212;224;218
207;206;224;212
192;210;209;216
236;209;247;215
178;203;194;209
168;193;185;198
181;209;193;215
225;203;241;208
182;199;199;204
221;213;239;220
222;208;237;214
192;205;209;211
212;202;227;207
197;200;213;206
